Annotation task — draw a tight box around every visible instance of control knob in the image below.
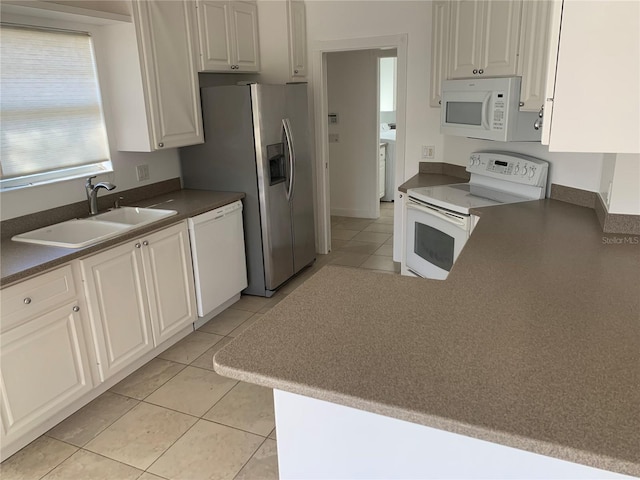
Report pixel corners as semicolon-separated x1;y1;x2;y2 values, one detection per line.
469;158;474;166
521;166;528;176
529;168;536;179
514;165;520;174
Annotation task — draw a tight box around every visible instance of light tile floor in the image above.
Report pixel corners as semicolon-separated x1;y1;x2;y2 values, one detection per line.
0;203;397;480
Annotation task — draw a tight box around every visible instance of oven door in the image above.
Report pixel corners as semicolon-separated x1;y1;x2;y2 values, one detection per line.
405;199;470;280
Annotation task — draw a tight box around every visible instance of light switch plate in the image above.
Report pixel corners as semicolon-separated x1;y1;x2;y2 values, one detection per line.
136;164;150;181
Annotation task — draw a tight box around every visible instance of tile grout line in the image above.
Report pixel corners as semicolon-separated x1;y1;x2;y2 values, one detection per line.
232;435;270;480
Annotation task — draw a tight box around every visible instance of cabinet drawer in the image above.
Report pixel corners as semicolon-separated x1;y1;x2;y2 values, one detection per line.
1;265;77;332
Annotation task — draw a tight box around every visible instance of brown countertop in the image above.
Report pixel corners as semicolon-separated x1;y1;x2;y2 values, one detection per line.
398;172;467;192
214;198;640;476
1;189;244;287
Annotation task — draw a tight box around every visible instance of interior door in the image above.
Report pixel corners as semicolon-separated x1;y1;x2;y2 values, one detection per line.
252;84;295;290
286;83;316;273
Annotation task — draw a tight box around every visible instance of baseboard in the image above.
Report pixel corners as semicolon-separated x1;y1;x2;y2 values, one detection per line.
331;207;378;219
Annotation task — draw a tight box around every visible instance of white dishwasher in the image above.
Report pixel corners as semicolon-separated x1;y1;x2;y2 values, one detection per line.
188;200;248;320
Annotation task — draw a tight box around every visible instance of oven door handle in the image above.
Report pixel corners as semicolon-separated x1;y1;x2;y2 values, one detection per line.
407;201;467;228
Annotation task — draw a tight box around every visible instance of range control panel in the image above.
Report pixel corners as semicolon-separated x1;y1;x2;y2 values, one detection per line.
467;152;549;187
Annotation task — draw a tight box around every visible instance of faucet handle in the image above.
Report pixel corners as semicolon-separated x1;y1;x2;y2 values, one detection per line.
85;176;97;188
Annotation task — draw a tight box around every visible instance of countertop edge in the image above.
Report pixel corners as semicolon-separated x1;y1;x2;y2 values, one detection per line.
213;360;638;477
1;190;245;287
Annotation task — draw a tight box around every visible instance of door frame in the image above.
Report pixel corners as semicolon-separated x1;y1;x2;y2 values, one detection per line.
311;34;408;255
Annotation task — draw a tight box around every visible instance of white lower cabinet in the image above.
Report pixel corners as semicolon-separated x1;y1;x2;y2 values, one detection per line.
0;267;93;459
80;221;196;382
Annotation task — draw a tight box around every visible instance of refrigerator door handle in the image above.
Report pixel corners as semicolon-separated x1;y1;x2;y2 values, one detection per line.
283;118;295;201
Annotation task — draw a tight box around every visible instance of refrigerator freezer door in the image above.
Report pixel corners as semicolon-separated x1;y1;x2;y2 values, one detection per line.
286;83;316;273
252;84;295;290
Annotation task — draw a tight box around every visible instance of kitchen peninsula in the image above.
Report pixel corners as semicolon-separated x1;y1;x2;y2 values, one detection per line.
214;198;640;479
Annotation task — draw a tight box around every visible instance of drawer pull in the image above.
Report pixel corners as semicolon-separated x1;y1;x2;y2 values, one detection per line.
135;243;141;248
143;241;149;246
73;306;80;312
24;297;32;304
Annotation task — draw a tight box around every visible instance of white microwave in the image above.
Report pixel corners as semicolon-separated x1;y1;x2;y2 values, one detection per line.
440;77;541;142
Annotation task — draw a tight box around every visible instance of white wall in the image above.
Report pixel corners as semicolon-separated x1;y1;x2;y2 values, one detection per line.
599;154;617;208
0;9;182;221
305;0;440;180
379;57;396;112
327;50;378;218
297;1;615;197
608;154;640;215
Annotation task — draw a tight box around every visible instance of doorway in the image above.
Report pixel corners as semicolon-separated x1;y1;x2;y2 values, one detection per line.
312;35;407;260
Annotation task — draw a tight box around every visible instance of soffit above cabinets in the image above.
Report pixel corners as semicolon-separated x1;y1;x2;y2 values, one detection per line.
1;0;131;25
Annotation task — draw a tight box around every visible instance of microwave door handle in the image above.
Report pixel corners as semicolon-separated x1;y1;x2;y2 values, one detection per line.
407;202;466;228
482;92;492;130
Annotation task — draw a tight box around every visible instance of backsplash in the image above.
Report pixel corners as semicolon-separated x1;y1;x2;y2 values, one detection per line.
0;178;181;240
418;162;470;180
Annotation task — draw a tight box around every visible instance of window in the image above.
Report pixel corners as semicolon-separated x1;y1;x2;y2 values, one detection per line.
0;24;112;190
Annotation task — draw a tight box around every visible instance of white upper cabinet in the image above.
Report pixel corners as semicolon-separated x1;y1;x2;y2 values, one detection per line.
287;0;307;78
448;0;522;79
429;1;450;107
542;0;640;153
517;0;553;111
100;0;203;152
196;0;260;72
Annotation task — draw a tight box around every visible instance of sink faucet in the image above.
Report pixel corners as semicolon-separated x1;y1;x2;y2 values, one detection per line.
85;176;116;215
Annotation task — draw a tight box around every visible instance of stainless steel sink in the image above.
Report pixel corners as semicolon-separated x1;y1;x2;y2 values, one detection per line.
12;207;178;248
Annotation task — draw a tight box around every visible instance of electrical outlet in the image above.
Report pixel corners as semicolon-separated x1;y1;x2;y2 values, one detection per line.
422;145;435;159
329;133;339;143
136;164;150;181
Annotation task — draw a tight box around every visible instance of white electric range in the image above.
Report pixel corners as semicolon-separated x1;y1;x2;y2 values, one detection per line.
404;151;549;279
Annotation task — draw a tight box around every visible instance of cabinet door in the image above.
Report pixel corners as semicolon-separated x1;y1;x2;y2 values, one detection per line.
430;1;450;106
132;0;204;149
80;242;154;382
479;0;522;77
230;1;260;72
196;0;234;71
517;0;552;111
448;0;483;79
288;0;307;77
141;223;196;346
545;1;640;152
1;303;93;444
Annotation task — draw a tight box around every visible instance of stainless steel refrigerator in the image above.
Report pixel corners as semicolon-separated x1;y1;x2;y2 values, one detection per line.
180;83;316;297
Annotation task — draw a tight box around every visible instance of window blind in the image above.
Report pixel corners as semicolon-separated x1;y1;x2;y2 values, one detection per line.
0;24;111;189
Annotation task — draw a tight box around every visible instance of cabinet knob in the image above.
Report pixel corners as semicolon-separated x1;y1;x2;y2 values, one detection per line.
23;297;32;304
534;117;543;130
534;105;544;130
73;306;80;312
143;240;149;246
158;142;164;148
472;69;478;74
135;243;141;248
478;69;484;74
294;69;299;74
